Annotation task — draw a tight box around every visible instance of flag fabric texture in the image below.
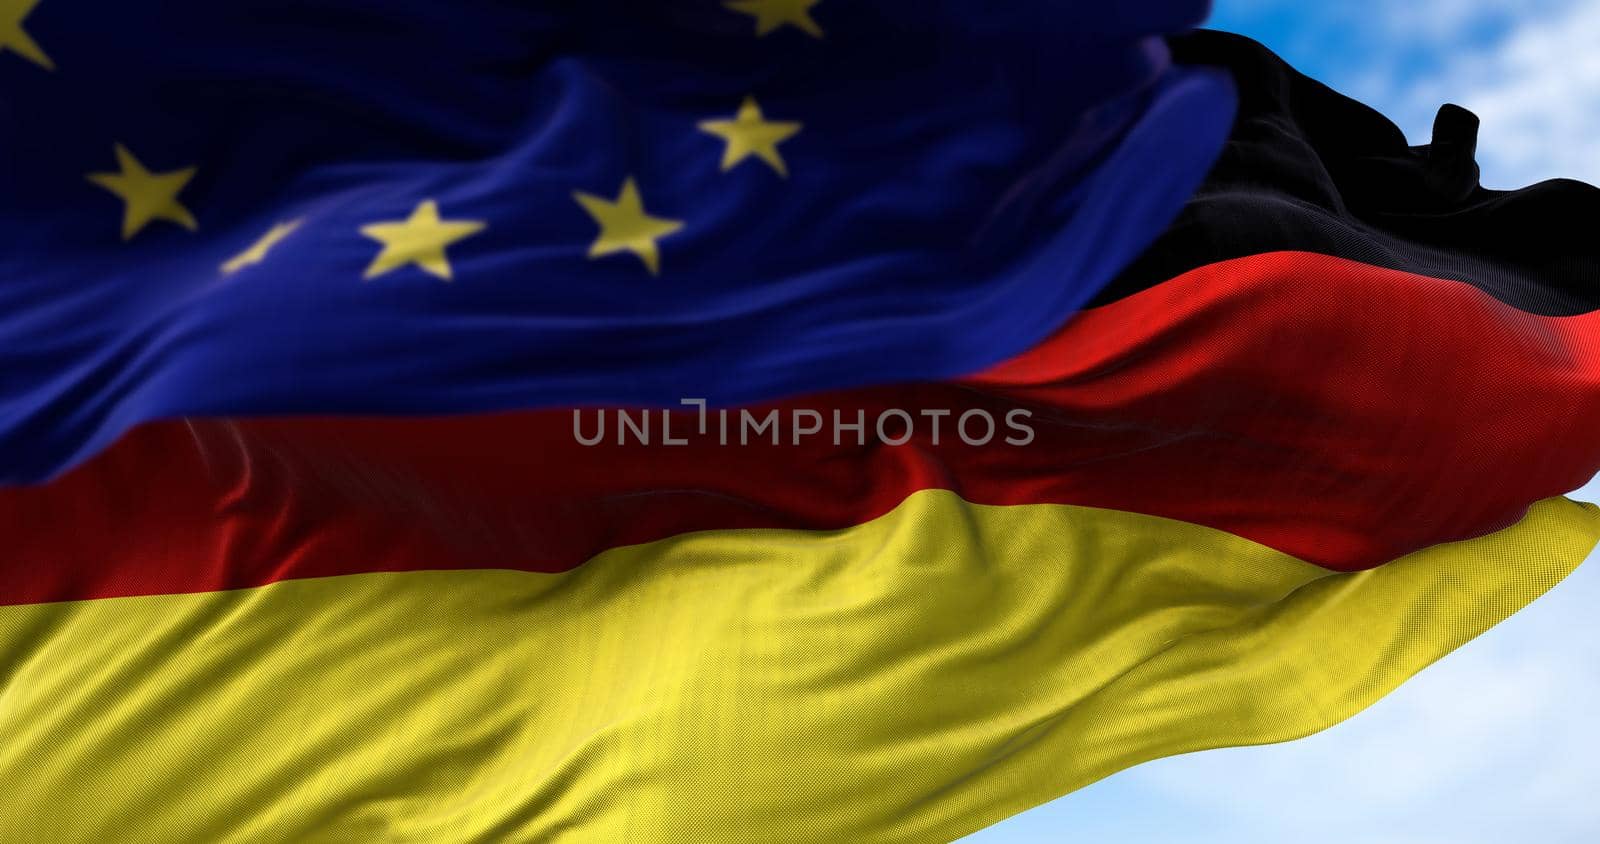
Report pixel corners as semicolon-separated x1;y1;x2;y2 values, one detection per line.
4;22;1600;844
3;480;1594;843
0;0;1235;484
1100;31;1600;316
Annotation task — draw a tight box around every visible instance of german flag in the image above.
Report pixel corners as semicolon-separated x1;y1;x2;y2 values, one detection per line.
3;32;1598;844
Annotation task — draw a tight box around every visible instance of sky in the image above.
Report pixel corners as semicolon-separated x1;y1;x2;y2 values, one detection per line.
967;1;1600;841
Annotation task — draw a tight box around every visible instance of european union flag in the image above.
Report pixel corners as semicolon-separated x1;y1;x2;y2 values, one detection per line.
0;0;1234;482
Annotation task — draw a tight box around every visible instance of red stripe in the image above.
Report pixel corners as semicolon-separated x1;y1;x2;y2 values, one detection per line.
5;251;1598;605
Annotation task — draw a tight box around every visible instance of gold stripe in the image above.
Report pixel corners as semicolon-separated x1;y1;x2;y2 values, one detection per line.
2;492;1594;842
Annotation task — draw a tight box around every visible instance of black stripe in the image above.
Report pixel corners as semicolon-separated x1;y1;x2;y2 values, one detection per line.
1093;30;1600;316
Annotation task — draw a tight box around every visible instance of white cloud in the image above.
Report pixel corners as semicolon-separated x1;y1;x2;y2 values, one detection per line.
1368;0;1560;46
1210;0;1600;188
1391;0;1600;188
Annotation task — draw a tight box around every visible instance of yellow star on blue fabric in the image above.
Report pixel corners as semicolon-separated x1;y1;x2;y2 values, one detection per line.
699;97;803;177
85;144;199;241
0;0;52;70
573;178;684;276
724;0;824;38
360;200;485;281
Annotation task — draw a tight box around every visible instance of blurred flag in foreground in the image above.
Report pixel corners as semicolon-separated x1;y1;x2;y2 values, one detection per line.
4;30;1600;841
0;0;1234;484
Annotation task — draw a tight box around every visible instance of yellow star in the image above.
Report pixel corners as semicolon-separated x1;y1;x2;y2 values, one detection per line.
724;0;824;38
699;97;803;178
359;200;485;281
85;144;199;241
572;178;684;276
0;0;53;71
222;219;303;275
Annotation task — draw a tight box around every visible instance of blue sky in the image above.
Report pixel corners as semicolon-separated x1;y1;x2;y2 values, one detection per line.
967;2;1600;841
